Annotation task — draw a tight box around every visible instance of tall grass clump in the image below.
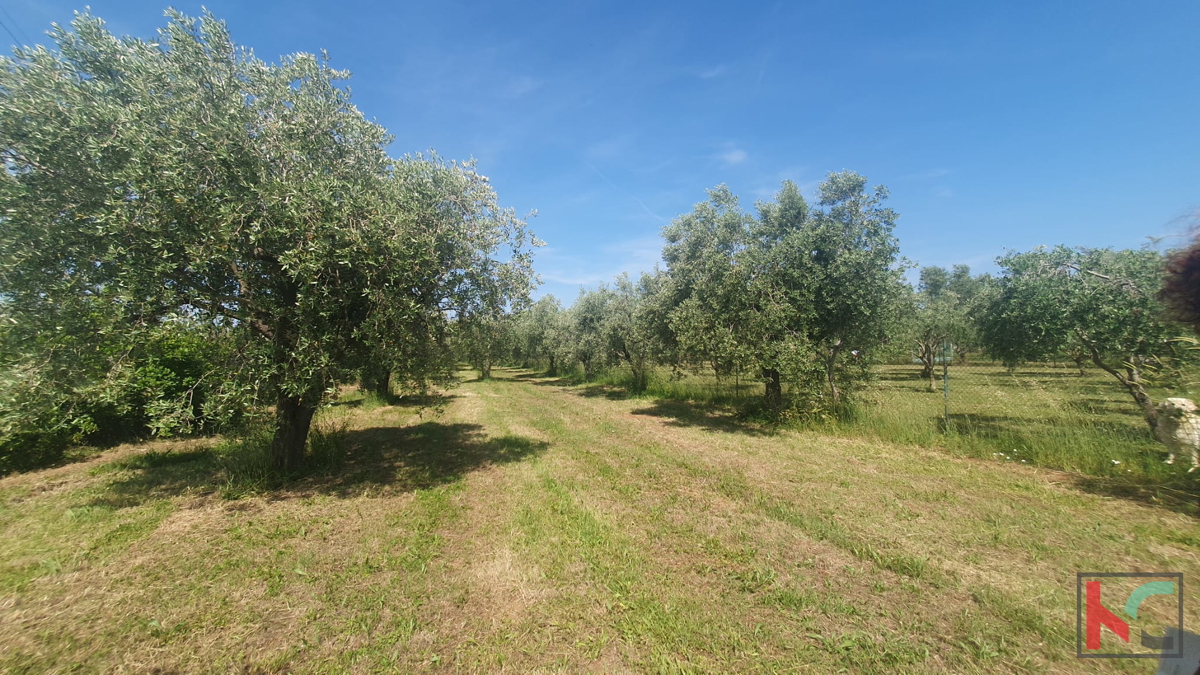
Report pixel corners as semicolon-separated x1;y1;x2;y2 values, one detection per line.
211;427;274;498
306;413;351;473
822;401;1177;481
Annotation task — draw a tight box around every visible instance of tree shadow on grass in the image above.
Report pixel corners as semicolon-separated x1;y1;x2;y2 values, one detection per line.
876;369;927;383
511;372;583;388
937;414;1200;517
329;397;364;408
330;392;458;409
511;371;548;380
575;384;633;401
939;413;1026;437
1067;474;1200;518
91;422;548;508
628;399;774;436
85;444;222;509
1060;397;1144;418
317;422;547;496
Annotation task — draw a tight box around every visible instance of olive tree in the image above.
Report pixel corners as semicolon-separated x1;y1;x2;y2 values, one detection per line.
906;265;984;389
0;11;536;470
599;272;664;392
979;246;1190;436
662;175;905;410
777;173;906;406
567;288;613;381
457;314;517;380
512;295;564;373
661;185;756;385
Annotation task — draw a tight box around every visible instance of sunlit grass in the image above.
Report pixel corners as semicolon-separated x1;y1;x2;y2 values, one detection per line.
3;368;1198;672
574;360;1197;488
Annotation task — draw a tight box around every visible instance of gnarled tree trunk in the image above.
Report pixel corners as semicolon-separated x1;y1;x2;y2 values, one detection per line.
917;341;937;391
272;392;316;472
762;367;783;409
621;346;648;393
1080;334;1159;437
630;362;647;393
825;341;843;405
364;368;391;399
263;281;319;473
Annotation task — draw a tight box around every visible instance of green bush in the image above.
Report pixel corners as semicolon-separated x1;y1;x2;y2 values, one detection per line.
0;322;256;474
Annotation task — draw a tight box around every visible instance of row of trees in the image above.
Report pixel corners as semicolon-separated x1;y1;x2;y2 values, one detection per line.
475;198;1189;444
464;173;908;413
978;247;1189;435
899;247;1188;438
0;11;537;472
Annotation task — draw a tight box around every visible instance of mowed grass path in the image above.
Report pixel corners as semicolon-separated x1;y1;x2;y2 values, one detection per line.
3;368;1199;673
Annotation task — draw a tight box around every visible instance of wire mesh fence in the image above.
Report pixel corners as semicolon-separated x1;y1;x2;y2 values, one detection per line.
860;342;1166;477
585;343;1181;481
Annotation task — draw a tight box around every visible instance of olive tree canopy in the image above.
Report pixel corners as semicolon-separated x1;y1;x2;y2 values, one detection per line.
662;174;906;410
0;11;537;469
979;246;1189;437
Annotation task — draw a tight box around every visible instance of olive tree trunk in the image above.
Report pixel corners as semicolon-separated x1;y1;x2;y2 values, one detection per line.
364;368;391;399
271;393;316;472
762;367;783;409
1081;337;1159;437
824;342;843;405
917;341;937;391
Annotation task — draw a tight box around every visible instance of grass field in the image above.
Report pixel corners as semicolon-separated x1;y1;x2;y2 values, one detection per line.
2;368;1199;673
592;360;1198;511
857;362;1176;475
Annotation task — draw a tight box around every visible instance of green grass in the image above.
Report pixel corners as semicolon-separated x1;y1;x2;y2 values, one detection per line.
1;367;1198;672
572;361;1199;509
850;362;1170;474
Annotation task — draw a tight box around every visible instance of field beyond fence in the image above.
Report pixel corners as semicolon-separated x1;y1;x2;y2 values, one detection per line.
587;359;1196;508
864;362;1166;477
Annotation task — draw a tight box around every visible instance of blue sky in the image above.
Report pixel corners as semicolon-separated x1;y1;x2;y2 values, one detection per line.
6;0;1199;301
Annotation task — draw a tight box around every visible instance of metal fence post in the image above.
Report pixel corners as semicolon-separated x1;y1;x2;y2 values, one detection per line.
942;341;950;429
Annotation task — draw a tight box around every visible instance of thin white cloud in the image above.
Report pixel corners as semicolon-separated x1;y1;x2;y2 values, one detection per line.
535;236;664;288
603;235;663;268
533;246;605;286
541;270;614;287
754;49;771;93
720;148;748;165
583;161;667;223
698;65;729;79
584;136;629;161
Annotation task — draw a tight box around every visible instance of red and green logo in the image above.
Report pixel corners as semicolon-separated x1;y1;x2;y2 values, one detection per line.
1077;572;1183;659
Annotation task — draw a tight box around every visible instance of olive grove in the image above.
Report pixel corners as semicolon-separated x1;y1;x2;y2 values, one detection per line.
0;11;537;471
